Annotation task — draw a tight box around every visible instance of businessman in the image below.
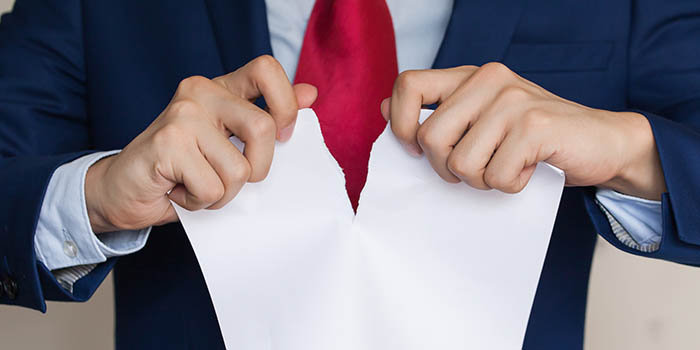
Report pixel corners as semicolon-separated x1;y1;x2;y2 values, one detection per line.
1;0;698;349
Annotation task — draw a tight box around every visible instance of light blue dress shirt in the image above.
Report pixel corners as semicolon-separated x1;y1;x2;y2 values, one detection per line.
34;0;663;288
34;152;150;268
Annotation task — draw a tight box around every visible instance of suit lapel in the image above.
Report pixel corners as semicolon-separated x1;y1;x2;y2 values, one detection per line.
201;0;523;79
203;0;273;74
202;0;523;75
433;0;527;69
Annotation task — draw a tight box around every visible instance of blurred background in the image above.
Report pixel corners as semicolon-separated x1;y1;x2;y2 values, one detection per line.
1;0;700;349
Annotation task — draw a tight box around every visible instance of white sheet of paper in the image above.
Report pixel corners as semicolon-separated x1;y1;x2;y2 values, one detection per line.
174;108;565;350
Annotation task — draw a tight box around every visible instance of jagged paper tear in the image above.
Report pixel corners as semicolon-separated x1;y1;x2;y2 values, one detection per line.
173;108;565;350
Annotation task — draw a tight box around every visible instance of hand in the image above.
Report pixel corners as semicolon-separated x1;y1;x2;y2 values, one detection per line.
86;55;318;233
381;63;666;199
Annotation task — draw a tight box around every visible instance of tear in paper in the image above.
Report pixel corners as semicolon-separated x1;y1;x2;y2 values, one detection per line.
173;108;565;349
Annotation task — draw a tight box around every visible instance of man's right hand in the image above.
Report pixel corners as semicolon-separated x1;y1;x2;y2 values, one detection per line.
85;55;317;233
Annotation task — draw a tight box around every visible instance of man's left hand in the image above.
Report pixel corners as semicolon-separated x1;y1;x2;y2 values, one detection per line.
381;63;666;200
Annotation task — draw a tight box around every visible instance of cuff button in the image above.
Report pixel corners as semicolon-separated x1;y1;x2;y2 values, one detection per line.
63;240;79;258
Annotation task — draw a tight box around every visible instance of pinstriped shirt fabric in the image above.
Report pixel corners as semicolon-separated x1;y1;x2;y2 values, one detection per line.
53;264;98;293
596;200;660;253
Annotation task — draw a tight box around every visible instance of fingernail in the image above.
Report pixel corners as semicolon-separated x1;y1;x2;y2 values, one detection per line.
404;143;422;157
380;98;390;121
279;121;295;142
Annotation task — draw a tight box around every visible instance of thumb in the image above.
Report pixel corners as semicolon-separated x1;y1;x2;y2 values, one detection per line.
293;83;318;109
276;83;318;142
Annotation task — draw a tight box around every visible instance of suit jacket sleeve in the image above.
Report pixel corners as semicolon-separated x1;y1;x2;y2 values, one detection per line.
584;0;700;265
0;0;115;311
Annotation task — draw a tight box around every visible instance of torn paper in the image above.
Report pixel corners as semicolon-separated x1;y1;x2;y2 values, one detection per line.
173;108;565;350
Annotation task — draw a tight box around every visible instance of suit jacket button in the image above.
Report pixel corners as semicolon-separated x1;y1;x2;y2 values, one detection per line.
3;278;17;300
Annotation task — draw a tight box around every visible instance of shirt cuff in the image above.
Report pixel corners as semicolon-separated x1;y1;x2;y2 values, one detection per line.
34;150;151;271
595;188;662;252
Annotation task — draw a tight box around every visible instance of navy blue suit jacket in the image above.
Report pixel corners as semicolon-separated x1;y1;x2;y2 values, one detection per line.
1;0;699;348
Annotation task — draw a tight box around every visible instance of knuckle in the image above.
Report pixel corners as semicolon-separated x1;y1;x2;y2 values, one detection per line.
251;55;282;76
416;125;441;150
483;167;506;189
498;85;529;103
245;113;276;140
394;70;420;94
448;152;491;189
447;153;470;179
230;159;251;183
480;62;513;79
177;75;210;95
202;183;225;204
167;99;201;119
520;108;552;132
484;168;523;194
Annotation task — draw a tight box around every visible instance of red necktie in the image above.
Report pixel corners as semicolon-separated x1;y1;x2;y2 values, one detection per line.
294;0;399;211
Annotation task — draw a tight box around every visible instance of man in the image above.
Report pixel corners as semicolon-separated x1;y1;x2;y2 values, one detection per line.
0;0;698;348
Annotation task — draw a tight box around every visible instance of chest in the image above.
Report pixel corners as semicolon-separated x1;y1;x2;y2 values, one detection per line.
83;0;630;149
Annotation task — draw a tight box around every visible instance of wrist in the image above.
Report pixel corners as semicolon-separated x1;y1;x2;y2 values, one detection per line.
602;111;666;200
85;155;118;233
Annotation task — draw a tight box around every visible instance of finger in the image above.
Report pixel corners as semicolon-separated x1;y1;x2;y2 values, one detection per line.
216;102;276;182
388;67;474;154
417;96;496;183
417;63;521;161
168;144;225;211
482;109;556;194
480;130;539;194
215;55;299;141
444;107;510;188
418;66;525;184
294;83;318;109
380;97;390;121
197;128;252;209
272;83;319;141
164;93;276;183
